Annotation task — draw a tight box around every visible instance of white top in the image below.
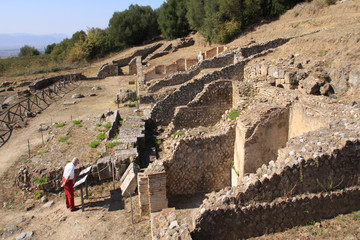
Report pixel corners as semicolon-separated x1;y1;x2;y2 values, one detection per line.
63;162;75;180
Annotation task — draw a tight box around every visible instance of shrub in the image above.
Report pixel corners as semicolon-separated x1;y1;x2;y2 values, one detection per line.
72;120;81;124
55;123;66;127
33;176;48;185
103;123;112;131
96;123;102;127
34;190;43;199
228;110;240;120
59;137;66;142
97;133;105;140
106;141;124;148
77;124;83;127
156;139;162;145
318;49;328;56
19;45;40;57
173;130;185;138
89;141;100;148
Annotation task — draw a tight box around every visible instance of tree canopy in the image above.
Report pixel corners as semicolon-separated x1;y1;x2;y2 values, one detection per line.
158;0;190;40
108;4;160;47
18;45;40;57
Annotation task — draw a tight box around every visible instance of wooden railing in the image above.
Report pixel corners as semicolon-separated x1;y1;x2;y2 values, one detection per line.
0;78;78;148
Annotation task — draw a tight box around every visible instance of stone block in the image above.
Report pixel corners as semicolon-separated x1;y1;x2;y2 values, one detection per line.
120;162;140;197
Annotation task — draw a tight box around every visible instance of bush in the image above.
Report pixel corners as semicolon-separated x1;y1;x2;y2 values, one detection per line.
106;141;124;148
55;123;66;127
228;109;240;120
72;120;81;124
33;176;48;185
34;190;43;199
103;123;112;131
19;45;40;57
59;137;66;142
89;141;100;148
173;130;185;138
97;133;105;140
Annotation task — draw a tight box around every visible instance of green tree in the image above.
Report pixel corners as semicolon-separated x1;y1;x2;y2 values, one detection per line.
45;43;56;54
158;0;190;40
186;0;205;30
18;45;40;57
81;28;114;60
108;4;159;47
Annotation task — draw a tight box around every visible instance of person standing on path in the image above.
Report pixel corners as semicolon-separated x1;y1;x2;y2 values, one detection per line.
61;157;79;211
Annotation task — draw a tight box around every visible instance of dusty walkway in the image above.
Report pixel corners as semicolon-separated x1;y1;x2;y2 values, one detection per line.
0;76;136;177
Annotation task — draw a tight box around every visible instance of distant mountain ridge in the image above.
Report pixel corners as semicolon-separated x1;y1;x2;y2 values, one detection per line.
0;33;68;58
0;33;68;50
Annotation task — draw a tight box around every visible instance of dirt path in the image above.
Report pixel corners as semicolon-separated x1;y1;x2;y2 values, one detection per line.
0;184;151;240
0;76;136;177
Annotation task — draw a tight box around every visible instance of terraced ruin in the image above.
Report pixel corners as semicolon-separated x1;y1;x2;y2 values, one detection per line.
1;1;360;239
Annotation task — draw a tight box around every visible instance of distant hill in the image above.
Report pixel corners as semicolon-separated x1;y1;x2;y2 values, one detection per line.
0;33;68;58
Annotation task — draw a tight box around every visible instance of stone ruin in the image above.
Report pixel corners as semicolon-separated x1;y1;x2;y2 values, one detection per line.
13;29;360;239
133;32;359;239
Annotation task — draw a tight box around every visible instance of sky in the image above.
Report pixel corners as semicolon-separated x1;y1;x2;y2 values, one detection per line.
0;0;165;36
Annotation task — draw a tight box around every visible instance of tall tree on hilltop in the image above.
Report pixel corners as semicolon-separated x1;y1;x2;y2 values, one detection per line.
158;0;190;40
108;4;159;47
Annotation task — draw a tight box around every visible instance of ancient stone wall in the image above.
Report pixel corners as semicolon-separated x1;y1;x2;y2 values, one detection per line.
97;42;162;78
162;124;235;196
171;80;232;132
234;106;290;180
151;208;192;240
147;51;236;93
129;57;139;75
192;96;360;239
151;60;247;126
192;187;360;240
148;172;168;213
238;37;291;59
29;73;84;90
138;172;150;216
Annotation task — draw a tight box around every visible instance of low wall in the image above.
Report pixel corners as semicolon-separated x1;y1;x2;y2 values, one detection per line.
238;37;291;59
147;51;236;93
171;80;232;132
192;116;360;239
29;73;84;90
151;59;247;126
192;187;360;240
97;42;162;78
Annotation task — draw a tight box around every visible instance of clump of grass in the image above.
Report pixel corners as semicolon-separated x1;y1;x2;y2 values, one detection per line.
156;139;162;145
173;130;185;138
34;190;43;200
72;120;81;124
77;124;83;127
97;133;105;140
99;129;106;132
33;176;48;185
318;49;328;56
89;141;100;148
66;141;72;145
96;123;102;127
55;123;66;128
119;119;124;126
228;109;240;120
103;123;112;131
107;141;124;148
59;136;66;142
43;149;48;154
